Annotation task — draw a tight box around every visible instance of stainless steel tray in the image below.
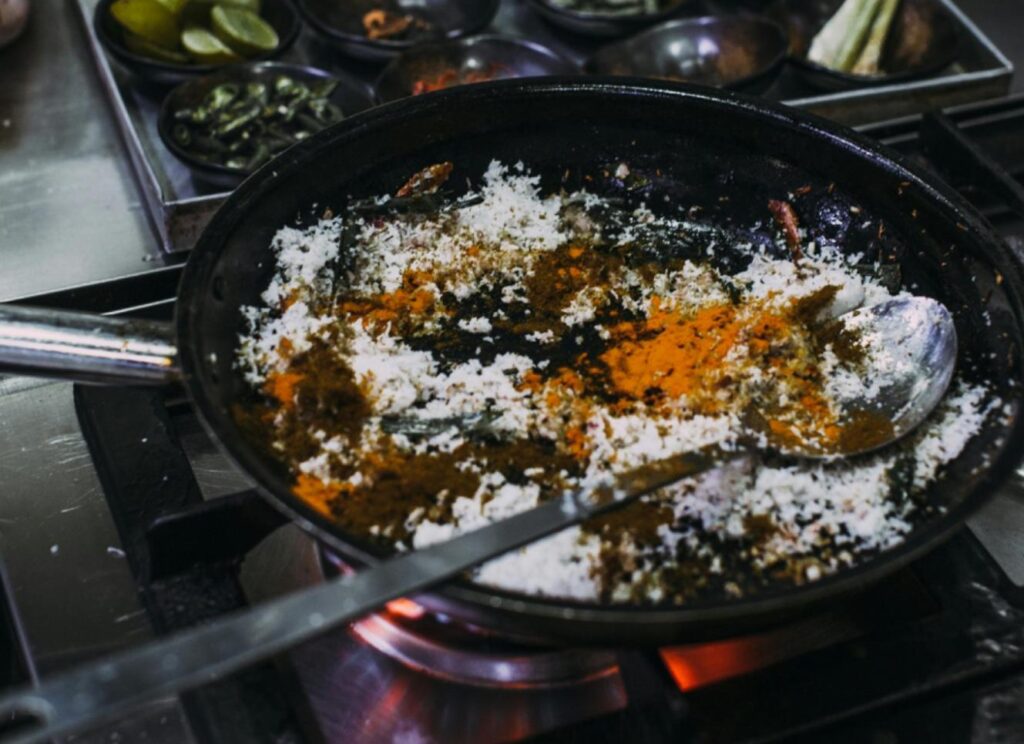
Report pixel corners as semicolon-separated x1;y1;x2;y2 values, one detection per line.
73;0;1013;255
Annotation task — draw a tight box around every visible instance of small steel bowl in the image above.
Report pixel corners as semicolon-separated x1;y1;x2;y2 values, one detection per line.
94;0;301;87
767;0;959;90
586;16;788;92
157;62;374;189
298;0;500;63
526;0;693;38
375;35;578;104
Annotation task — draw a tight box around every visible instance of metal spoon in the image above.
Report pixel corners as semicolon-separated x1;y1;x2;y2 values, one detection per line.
382;296;957;456
774;295;958;458
0;296;956;744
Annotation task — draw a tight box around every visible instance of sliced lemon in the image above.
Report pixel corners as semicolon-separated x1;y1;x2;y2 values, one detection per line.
124;31;190;62
110;0;180;49
210;5;278;57
181;25;242;64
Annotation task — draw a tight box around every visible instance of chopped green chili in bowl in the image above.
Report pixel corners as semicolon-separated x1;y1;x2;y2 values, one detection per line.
158;62;373;186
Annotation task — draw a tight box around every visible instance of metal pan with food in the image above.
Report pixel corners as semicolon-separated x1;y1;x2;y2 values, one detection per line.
0;79;1022;740
1;77;1021;638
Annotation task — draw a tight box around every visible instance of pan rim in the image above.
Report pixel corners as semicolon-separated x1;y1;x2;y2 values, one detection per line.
175;77;1024;641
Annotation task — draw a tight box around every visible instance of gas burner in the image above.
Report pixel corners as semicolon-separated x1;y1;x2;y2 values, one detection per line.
320;548;620;688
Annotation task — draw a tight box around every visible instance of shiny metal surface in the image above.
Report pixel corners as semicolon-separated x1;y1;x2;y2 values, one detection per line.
348;611;619;688
289;628;627;744
0;306;177;384
0;379;194;742
0;380;149;672
0;0;166;303
0;448;718;744
587;15;788;91
967;480;1024;587
960;0;1023;95
834;296;957;453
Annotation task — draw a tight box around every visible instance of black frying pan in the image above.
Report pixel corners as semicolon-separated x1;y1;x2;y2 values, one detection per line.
1;80;1022;649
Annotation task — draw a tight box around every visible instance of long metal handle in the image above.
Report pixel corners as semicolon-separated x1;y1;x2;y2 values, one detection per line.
0;305;179;385
0;449;723;744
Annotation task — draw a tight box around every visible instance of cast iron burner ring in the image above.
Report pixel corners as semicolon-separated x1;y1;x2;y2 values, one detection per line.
319;548;620;688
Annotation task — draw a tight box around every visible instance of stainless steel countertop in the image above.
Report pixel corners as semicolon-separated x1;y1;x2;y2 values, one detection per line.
0;378;195;742
0;0;1019;303
0;0;167;303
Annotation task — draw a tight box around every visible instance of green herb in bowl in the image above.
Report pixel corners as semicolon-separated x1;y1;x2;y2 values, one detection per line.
168;74;346;172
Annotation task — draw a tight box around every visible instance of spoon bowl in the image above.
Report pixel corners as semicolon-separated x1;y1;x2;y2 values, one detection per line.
778;295;957;459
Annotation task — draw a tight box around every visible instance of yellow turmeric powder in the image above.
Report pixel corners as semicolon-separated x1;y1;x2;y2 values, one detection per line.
293;473;345;516
602;298;745;402
597;293;860;451
340;285;436;329
264;371;303;408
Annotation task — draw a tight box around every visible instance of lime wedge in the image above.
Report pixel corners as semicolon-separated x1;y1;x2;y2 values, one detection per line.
110;0;180;49
180;0;260;26
153;0;189;16
124;31;190;62
210;5;278;57
220;0;261;11
181;25;242;64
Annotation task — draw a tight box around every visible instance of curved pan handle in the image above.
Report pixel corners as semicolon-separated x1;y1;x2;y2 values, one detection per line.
0;448;725;744
0;305;179;385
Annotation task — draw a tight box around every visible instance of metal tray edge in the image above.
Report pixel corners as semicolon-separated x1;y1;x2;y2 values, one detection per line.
71;0;190;254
